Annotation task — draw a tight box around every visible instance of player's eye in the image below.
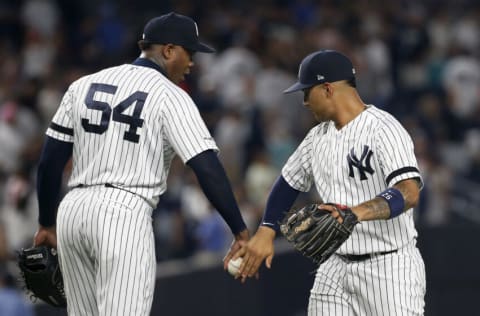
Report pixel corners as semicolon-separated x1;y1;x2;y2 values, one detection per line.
303;87;312;101
184;48;195;60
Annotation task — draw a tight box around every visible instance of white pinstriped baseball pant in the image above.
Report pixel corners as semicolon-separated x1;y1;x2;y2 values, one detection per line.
56;186;156;316
308;243;426;316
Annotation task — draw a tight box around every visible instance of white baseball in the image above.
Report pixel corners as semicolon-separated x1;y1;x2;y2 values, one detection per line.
227;257;243;277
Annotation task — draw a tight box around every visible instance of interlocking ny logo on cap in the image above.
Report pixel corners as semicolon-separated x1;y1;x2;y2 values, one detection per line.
194;22;199;36
347;145;374;180
317;75;325;80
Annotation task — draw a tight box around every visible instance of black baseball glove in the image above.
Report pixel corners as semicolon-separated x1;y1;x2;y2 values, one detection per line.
280;203;359;265
17;246;67;307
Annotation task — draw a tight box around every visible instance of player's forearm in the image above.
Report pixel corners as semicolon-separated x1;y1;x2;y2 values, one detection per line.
351;197;390;221
394;178;421;210
352;178;420;221
261;176;300;232
187;150;247;234
37;137;72;227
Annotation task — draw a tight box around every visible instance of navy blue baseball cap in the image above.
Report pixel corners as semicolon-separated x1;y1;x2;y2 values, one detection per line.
142;12;215;53
283;50;356;93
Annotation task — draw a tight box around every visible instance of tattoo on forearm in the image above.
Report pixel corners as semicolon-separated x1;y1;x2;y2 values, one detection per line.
394;179;419;210
361;197;390;220
355;179;420;221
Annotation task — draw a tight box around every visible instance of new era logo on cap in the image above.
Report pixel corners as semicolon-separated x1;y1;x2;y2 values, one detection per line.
284;50;356;93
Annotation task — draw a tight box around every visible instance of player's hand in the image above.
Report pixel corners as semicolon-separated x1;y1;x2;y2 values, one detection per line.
235;226;276;283
318;203;345;223
33;225;57;249
223;228;249;271
319;203;363;223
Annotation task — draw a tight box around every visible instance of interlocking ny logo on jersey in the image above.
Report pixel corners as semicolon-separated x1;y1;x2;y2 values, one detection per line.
347;145;374;180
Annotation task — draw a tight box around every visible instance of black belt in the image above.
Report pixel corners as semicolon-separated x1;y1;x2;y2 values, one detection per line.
338;249;397;262
75;183;136;196
76;183;127;191
75;183;150;205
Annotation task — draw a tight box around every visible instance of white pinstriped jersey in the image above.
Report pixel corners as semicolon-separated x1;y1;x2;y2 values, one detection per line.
46;64;218;206
282;105;423;255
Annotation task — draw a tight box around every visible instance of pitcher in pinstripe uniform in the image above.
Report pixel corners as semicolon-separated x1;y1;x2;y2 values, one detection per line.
232;50;426;315
33;12;249;316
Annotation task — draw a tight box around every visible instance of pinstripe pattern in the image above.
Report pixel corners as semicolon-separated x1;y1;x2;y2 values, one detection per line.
308;244;425;316
46;64;218;207
283;105;426;315
57;187;155;316
282;105;422;254
47;63;219;315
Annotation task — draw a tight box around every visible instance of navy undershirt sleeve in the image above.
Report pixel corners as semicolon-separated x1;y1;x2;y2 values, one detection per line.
37;136;73;227
260;176;300;232
187;150;247;235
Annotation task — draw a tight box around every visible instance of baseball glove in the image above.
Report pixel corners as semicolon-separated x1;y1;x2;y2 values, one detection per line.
17;246;67;307
280;203;359;265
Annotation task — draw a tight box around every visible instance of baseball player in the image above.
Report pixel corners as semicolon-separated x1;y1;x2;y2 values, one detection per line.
33;12;249;316
229;50;426;315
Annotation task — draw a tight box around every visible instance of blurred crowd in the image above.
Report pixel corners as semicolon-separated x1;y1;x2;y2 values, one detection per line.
0;0;479;292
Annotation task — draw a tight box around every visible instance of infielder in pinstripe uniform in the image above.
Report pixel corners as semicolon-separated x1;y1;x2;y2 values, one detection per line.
33;12;249;316
232;50;426;315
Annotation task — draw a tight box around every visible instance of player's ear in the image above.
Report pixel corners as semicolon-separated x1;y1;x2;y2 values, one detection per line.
323;82;333;97
161;44;176;60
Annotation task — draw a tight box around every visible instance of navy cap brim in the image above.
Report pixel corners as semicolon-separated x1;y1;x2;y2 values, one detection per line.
283;82;315;94
193;42;216;53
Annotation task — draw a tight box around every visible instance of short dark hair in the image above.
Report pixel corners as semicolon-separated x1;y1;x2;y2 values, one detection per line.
138;40;153;51
345;76;356;88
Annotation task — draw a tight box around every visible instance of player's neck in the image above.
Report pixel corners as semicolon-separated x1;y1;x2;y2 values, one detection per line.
333;92;366;130
139;52;167;71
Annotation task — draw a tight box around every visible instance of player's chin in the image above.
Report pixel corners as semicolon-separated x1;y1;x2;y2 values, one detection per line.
313;113;327;123
181;73;189;81
312;114;323;122
173;76;185;85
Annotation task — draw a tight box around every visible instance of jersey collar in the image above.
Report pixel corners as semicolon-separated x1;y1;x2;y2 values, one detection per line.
132;57;168;77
